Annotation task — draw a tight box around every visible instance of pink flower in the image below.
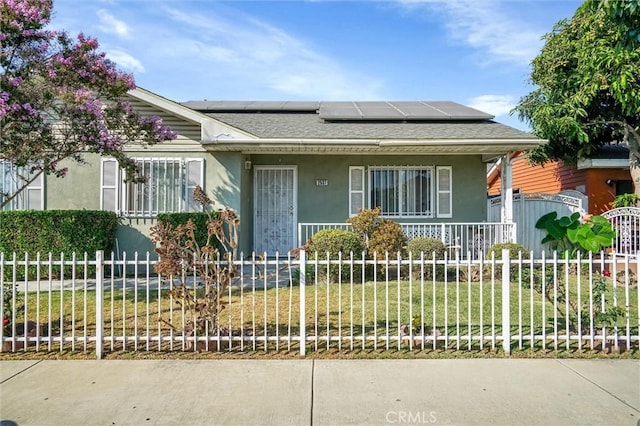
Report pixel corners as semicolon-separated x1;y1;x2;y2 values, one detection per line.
2;318;9;326
602;270;611;278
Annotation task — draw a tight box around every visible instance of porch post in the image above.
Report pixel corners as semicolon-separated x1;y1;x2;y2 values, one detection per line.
500;153;514;225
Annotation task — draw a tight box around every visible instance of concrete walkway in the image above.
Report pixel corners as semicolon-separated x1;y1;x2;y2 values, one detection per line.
1;359;638;425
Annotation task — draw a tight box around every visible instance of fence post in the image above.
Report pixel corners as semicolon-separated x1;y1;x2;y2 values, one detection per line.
95;250;104;360
299;250;306;357
501;248;511;354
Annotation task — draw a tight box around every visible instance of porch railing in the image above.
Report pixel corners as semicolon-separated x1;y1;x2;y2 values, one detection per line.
298;222;517;259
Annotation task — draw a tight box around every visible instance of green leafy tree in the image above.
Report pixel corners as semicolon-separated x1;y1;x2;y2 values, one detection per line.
0;0;176;209
514;0;640;192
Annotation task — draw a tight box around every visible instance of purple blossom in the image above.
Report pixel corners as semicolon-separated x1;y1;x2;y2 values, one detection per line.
8;77;23;87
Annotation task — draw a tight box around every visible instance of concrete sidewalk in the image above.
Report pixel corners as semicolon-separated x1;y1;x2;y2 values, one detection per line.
1;359;638;425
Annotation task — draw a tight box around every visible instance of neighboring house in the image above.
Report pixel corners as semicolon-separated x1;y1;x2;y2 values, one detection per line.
2;87;544;256
487;144;632;214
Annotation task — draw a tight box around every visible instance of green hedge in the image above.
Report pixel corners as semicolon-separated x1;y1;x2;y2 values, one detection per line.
0;210;119;256
156;212;224;253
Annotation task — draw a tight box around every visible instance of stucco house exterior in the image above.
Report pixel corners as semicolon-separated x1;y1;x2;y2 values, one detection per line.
2;87;545;256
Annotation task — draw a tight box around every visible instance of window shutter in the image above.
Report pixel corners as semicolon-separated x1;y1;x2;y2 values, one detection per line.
436;166;452;218
185;159;204;211
349;166;365;217
101;158;119;212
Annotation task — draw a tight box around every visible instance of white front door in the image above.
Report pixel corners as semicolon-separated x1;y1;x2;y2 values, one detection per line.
253;166;297;255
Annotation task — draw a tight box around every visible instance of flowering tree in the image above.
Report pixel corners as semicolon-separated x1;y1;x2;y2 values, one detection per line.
0;0;177;208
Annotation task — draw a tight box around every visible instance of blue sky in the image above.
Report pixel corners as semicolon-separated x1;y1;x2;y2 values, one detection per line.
51;0;582;130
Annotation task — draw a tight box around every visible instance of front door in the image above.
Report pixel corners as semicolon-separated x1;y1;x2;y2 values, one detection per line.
253;166;297;255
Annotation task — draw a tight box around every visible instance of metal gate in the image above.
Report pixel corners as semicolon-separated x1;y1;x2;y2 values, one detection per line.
253;166;297;254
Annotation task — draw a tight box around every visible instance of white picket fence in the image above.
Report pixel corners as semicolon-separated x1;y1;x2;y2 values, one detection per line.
1;250;638;358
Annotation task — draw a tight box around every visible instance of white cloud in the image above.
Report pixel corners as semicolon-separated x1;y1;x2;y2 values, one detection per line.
466;94;515;117
106;50;145;73
97;9;130;38
159;6;384;100
399;0;545;67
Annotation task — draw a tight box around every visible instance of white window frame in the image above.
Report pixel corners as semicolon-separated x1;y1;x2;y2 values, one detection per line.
0;160;44;211
368;165;435;218
349;165;453;219
101;157;204;218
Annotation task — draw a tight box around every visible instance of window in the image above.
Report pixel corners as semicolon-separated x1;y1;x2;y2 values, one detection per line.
101;158;204;217
349;165;452;218
0;160;43;211
616;180;633;196
369;166;434;217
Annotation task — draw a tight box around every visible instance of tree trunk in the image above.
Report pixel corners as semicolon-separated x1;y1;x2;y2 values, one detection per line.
631;162;640;196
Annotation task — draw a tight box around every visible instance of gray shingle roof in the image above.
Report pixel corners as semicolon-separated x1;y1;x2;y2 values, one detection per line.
206;111;537;140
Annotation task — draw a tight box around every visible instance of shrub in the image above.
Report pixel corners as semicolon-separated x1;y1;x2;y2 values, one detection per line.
368;219;407;257
157;212;223;254
485;243;530;282
307;229;365;282
486;243;529;259
347;207;382;247
307;229;365;257
0;210;118;255
0;210;118;281
151;186;239;339
612;193;640;208
407;237;447;260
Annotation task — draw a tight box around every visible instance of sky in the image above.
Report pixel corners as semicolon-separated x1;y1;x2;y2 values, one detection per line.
51;0;583;131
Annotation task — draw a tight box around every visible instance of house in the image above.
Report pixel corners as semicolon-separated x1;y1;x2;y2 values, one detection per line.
487;144;632;214
2;87;545;256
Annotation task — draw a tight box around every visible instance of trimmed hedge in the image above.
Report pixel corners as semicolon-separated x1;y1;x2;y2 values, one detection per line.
0;210;118;255
156;212;224;253
407;237;447;259
307;229;365;258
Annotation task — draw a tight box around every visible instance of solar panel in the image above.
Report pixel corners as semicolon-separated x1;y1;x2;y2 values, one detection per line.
319;102;363;120
318;101;493;121
184;100;494;120
424;101;493;119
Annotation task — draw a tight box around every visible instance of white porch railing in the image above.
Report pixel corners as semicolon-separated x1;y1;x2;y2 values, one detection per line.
298;222;516;259
2;250;637;358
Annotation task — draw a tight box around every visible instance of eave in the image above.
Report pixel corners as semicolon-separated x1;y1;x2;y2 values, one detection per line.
201;138;545;161
577;158;630;169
